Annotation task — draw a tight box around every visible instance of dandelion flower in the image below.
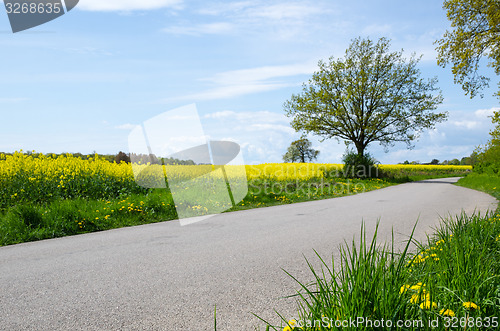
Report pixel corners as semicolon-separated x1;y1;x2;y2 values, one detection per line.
439;309;455;317
283;319;298;331
420;301;437;310
463;302;479;310
410;294;420;304
410;283;425;291
400;285;410;294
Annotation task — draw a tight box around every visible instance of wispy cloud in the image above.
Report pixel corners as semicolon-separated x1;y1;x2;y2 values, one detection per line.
78;0;183;12
162;0;335;40
115;124;138;130
166;83;290;102
63;47;114;57
0;98;27;103
162;22;234;36
244;123;295;134
204;110;288;123
163;61;316;101
205;63;316;85
362;24;393;36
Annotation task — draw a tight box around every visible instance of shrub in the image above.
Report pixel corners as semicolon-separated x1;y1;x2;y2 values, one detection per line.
342;150;378;178
13;204;44;229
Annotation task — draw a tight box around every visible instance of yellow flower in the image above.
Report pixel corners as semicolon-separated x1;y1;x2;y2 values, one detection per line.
400;284;410;294
283;319;298;331
420;301;437;310
410;283;425;291
410;294;420;304
439;308;455;317
463;302;479;310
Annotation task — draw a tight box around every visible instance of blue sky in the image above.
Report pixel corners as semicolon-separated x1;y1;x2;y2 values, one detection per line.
0;0;498;164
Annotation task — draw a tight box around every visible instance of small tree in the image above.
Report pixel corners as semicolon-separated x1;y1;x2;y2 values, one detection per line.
283;138;319;163
284;37;447;157
115;151;131;164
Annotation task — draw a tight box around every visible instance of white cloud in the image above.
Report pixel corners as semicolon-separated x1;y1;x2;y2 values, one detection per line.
475;107;498;118
0;98;27;103
163;1;335;40
444;107;498;132
204;110;288;123
116;124;138;130
205;63;316;85
63;47;113;57
203;110;236;119
165;83;289;102
428;128;446;140
78;0;183;12
198;1;326;21
162;22;234;36
245;123;295;134
362;24;392;36
243;3;325;21
452;120;480;130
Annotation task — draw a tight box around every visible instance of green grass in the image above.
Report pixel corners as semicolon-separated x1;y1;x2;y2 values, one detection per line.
228;177;394;212
456;173;500;201
258;213;500;330
0;190;177;246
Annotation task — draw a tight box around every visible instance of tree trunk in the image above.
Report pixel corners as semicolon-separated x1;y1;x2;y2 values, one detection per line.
355;142;364;157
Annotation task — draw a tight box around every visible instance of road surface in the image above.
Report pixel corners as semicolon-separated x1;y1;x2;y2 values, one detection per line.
0;178;497;330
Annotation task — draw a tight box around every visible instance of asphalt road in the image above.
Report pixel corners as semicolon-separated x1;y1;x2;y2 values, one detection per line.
0;178;497;330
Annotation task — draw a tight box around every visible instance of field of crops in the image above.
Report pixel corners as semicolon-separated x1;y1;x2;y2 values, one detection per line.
0;152;472;246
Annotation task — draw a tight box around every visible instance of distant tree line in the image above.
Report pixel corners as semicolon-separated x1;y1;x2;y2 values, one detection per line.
0;151;196;165
400;153;479;166
128;153;195;165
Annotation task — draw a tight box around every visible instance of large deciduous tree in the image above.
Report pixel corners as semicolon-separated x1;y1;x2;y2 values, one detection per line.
283;138;319;163
284;37;447;157
436;0;500;99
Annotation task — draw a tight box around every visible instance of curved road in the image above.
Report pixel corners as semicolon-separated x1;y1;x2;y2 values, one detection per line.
0;178;497;330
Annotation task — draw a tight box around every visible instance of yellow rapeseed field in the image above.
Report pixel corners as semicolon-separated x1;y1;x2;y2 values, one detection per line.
0;152;471;210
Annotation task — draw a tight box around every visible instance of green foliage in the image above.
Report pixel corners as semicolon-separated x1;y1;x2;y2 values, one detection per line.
115;151;131;164
284;37;446;157
474;144;500;175
342;150;378;178
13;204;44;229
283;138;320;163
436;0;500;99
470;110;500;174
